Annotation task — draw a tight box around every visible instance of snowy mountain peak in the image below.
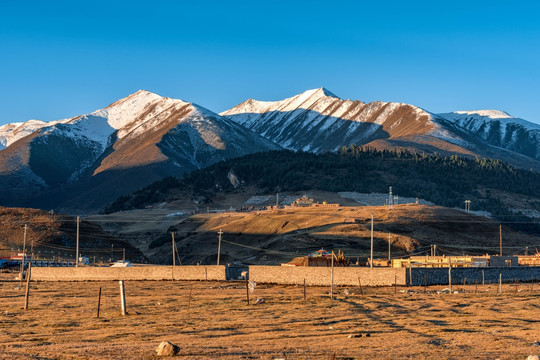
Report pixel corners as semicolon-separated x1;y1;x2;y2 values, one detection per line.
453;110;513;119
101;90;197;131
220;87;342;119
301;87;340;99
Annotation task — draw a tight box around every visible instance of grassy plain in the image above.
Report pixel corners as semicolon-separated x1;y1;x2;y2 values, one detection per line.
1;279;539;359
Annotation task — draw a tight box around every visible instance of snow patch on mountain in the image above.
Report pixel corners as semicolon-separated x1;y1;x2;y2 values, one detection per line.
60;114;115;148
454;110;513;119
221;88;342;128
0;119;68;149
439;110;540;160
439;110;540;132
104;90;164;130
187;106;227;150
222;88;467;153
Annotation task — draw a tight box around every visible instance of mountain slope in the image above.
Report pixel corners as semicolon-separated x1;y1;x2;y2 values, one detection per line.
438;110;540;160
221;88;466;152
221;88;540;171
103;148;540;237
0;91;280;212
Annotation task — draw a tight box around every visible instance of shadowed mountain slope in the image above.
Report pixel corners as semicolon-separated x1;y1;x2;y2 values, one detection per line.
0;91;279;213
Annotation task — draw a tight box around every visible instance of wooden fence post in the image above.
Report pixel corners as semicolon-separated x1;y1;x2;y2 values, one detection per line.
245;279;249;306
119;280;127;315
448;266;452;292
188;284;193;309
330;253;334;300
96;287;102;318
23;263;32;310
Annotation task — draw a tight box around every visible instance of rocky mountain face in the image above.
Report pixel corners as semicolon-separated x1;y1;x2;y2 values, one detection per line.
438;110;540;161
1;87;539;214
221;88;540;171
0;91;279;212
220;88;464;151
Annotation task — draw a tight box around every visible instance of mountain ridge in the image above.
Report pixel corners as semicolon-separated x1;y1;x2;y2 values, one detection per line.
438;110;540;160
0;90;280;212
221;88;540;169
1;87;539;213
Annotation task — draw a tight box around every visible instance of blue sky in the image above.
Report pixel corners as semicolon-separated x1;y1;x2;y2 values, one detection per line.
1;0;539;125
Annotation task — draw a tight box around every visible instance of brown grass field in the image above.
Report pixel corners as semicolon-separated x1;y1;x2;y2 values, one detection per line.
1;279;539;359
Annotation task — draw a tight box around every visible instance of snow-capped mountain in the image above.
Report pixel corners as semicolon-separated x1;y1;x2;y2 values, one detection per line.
221;88;476;152
2;87;539;212
0;90;279;211
438;110;540;160
221;88;540;171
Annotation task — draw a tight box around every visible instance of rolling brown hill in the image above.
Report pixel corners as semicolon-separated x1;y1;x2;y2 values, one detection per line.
92;204;540;265
0;207;147;263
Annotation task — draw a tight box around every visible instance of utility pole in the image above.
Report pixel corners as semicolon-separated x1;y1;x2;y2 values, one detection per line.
499;224;502;256
75;216;80;267
370;214;374;268
20;224;27;287
171;232;176;267
111;244;114;263
122;248;125;263
217;229;223;266
23;224;27;260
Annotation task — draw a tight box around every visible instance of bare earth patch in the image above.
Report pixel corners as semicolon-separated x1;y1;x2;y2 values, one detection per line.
1;280;539;359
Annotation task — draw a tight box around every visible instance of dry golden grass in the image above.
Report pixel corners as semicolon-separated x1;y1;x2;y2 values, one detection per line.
1;279;539;359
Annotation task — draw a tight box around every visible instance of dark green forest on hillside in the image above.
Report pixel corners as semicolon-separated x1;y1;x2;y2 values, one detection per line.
104;147;540;234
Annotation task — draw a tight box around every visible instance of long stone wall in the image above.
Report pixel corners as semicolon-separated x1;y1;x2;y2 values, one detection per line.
248;266;407;286
29;265;540;285
31;265;226;282
409;267;540;286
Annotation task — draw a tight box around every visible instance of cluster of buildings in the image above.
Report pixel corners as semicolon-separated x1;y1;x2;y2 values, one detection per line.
266;195;340;211
389;254;540;268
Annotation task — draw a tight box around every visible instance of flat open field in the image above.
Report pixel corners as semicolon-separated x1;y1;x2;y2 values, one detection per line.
1;279;539;359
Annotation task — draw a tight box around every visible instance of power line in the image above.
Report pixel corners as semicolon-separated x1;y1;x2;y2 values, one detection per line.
220;239;299;257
